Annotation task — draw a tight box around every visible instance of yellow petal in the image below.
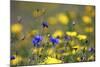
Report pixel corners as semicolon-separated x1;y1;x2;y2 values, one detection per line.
82;16;91;24
53;30;63;38
85;27;93;33
66;31;77;37
44;56;62;64
11;23;23;34
77;34;87;40
57;13;69;25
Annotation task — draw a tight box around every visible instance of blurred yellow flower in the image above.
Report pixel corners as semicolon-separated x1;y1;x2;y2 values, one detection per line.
71;45;87;55
11;23;23;34
47;48;54;56
57;13;69;25
70;40;75;46
32;8;46;18
42;56;62;64
32;48;38;54
48;17;57;25
85;27;93;33
82;16;92;24
91;11;95;17
47;48;57;58
32;47;43;54
11;55;22;65
66;31;77;37
29;29;39;36
72;50;76;55
77;34;87;40
53;30;63;38
72;45;80;49
85;6;95;17
88;55;95;61
72;45;82;55
76;57;81;61
85;6;93;13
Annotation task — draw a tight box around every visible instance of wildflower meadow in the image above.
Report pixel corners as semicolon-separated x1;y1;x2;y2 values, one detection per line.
11;1;95;66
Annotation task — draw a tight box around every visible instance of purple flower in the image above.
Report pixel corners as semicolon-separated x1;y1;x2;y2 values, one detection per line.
10;56;15;60
50;37;59;45
42;22;48;28
32;35;43;47
64;35;71;41
88;48;95;52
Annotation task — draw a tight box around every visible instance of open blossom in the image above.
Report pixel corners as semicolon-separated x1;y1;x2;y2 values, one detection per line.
50;36;59;45
32;35;43;47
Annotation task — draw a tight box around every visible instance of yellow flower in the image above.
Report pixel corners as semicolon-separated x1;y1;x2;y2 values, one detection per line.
48;17;57;25
82;16;92;24
11;23;23;34
32;47;43;54
88;55;95;61
47;48;54;56
53;30;63;38
85;6;93;13
11;55;22;65
85;27;93;33
32;8;45;18
57;13;69;25
85;6;95;17
42;56;62;64
72;50;76;55
47;48;57;58
66;31;77;37
77;34;87;40
72;45;82;55
70;40;75;46
77;57;81;61
72;45;80;49
29;29;39;36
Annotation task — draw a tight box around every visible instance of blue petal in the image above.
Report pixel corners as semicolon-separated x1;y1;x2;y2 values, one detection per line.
50;37;59;44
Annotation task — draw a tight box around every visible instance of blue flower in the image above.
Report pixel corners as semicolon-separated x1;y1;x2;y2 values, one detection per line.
50;37;59;44
32;35;43;47
10;55;15;60
42;22;48;28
